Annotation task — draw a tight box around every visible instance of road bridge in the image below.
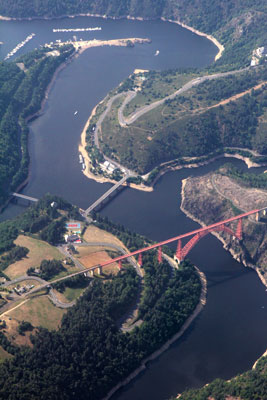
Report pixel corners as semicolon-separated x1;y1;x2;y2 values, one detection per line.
25;207;266;295
85;175;129;215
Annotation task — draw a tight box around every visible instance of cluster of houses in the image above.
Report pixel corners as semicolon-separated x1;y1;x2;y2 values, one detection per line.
14;284;34;295
251;46;266;66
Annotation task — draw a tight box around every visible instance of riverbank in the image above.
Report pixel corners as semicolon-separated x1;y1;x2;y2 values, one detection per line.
102;264;207;400
0;48;77;215
180;177;267;289
78;104;152;192
161;17;224;62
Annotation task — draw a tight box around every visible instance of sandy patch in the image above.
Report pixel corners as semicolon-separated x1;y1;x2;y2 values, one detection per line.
83;225;128;250
162;17;225;62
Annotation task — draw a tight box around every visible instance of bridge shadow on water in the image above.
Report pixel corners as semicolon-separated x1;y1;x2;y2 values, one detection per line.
206;267;252;289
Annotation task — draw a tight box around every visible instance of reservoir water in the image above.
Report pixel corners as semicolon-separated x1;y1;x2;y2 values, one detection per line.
1;16;267;400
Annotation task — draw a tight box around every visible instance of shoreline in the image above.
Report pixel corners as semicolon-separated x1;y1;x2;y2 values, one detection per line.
180;177;267;381
0;12;224;62
161;17;224;61
0;49;77;215
78;103;152;192
180;178;267;286
102;264;207;400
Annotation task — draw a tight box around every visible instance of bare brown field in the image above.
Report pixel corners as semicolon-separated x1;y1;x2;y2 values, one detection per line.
78;250;119;274
0;316;35;347
5;235;64;279
83;225;127;251
212;174;267;211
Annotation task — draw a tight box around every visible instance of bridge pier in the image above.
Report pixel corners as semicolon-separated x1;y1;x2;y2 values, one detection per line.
173;255;181;265
89;269;94;277
157;246;162;263
97;266;102;275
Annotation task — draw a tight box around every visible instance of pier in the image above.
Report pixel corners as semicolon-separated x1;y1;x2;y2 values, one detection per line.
12;192;38;202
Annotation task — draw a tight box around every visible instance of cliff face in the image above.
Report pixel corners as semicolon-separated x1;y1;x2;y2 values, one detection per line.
181;172;267;281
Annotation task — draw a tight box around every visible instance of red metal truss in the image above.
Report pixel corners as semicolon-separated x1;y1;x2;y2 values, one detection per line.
98;209;264;269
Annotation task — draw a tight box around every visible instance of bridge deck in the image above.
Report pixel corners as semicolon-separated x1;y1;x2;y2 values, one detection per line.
85;175;128;215
12;192;38;202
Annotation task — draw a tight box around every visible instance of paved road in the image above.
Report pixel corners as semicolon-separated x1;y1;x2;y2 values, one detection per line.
57;245;85;270
93;92;137;177
1;274;75;310
118;68;248;127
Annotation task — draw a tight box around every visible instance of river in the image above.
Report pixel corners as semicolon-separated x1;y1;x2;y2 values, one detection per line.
1;16;267;400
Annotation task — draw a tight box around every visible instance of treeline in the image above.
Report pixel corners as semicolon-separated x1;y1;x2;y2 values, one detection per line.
221;164;267;190
177;355;267;400
0;45;74;206
0;0;266;68
0;257;201;399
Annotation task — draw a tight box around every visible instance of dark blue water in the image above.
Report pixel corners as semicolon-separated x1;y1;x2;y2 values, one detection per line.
1;16;267;400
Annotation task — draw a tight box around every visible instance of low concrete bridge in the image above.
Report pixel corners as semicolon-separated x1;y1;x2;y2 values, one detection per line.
85;175;129;215
12;192;38;202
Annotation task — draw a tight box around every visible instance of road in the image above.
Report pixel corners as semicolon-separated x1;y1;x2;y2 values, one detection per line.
117;68;248;127
1;274;75;312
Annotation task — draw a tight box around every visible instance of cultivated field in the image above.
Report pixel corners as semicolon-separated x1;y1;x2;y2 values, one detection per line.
2;295;66;333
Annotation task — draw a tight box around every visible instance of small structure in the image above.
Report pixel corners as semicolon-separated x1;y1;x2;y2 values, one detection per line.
66;234;80;243
251;46;267;66
99;160;115;174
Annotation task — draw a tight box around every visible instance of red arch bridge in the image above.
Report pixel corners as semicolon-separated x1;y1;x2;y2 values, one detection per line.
87;207;266;275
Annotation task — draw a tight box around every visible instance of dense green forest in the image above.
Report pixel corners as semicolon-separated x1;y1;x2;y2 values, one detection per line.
0;197;201;400
176;355;267;400
0;0;266;68
0;45;74;207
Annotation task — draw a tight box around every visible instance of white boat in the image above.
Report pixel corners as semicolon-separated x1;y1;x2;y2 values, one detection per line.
74;110;78;115
154;50;160;56
79;154;83;163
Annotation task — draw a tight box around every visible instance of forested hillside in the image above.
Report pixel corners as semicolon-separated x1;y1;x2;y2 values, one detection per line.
0;45;74;206
98;66;267;174
0;0;266;67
